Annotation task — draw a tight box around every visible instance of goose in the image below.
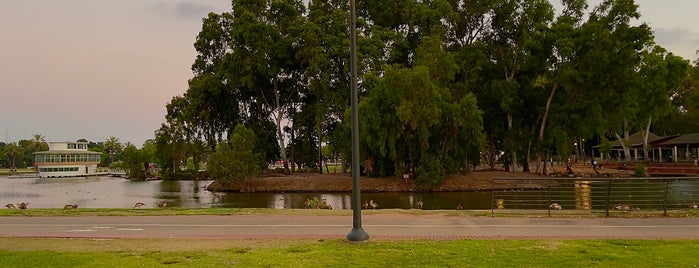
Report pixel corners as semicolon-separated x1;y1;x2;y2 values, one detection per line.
613;204;632;211
5;203;16;209
63;204;78;210
369;200;378;210
548;203;562;210
133;202;146;209
17;202;29;209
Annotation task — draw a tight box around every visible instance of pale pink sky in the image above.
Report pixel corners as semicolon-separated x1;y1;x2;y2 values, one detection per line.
1;1;697;147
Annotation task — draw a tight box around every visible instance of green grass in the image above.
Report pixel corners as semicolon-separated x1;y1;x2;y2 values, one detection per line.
0;168;36;176
0;238;697;267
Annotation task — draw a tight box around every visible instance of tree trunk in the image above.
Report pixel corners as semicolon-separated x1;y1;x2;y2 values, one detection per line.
317;119;323;174
535;83;558;174
507;113;518;172
272;79;290;175
642;117;652;162
615;132;632;163
290;125;296;173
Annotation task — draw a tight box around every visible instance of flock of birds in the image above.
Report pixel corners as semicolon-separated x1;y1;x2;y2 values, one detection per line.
5;200;698;211
4;201;170;210
300;198;465;210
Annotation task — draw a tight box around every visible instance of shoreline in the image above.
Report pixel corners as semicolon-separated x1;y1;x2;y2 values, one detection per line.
207;167;635;193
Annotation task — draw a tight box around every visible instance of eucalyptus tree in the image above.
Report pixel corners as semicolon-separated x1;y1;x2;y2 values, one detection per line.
154;121;189;177
360;30;484;185
569;0;654;162
295;0;350;173
656;59;699;134
225;0;307;174
186;12;240;146
484;0;554;172
634;47;689;160
532;0;587;173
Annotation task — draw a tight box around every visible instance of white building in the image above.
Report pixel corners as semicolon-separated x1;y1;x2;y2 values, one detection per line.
33;141;102;178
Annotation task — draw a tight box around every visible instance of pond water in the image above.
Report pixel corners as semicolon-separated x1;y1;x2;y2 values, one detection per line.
0;176;492;210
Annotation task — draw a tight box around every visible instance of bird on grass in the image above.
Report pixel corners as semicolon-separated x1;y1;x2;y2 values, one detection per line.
17;202;29;209
548;203;562;210
133;202;146;209
63;204;78;210
5;203;16;209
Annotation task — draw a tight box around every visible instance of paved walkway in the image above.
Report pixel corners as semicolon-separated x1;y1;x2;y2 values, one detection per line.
2;215;699;240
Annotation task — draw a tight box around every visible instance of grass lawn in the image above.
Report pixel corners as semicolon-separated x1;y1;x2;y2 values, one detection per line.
0;238;697;267
0;209;697;267
0;168;36;176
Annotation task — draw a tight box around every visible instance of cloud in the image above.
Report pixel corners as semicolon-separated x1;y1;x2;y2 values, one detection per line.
148;1;223;20
651;27;699;60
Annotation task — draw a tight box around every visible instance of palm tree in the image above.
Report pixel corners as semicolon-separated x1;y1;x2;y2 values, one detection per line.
104;137;122;165
31;134;47;154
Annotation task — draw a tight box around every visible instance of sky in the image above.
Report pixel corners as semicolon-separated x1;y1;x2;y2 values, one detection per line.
1;1;698;147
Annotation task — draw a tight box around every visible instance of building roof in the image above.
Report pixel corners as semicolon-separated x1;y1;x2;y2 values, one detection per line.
608;131;664;148
655;133;699;147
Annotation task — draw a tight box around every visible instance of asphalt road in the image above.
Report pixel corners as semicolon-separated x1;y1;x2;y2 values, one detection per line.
1;215;698;240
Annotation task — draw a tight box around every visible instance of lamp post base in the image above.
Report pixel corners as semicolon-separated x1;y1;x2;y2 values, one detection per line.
346;228;369;242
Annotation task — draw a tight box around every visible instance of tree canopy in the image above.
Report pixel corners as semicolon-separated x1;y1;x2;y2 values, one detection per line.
151;0;697;185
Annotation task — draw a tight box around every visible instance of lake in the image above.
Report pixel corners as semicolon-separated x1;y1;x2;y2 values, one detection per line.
0;176;491;210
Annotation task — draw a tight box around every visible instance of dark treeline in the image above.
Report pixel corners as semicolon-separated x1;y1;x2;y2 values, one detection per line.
152;0;699;187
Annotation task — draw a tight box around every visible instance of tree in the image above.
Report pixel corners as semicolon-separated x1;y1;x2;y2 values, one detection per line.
30;134;47;152
154;122;189;178
104;137;122;165
207;125;262;189
485;0;554;172
122;143;146;180
656;58;699;134
635;47;689;160
3;142;23;171
360;33;484;186
228;0;306;175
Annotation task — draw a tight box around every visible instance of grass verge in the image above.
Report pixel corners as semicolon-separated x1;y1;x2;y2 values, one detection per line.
0;238;697;267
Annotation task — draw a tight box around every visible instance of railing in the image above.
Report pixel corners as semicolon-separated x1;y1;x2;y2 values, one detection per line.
491;177;699;217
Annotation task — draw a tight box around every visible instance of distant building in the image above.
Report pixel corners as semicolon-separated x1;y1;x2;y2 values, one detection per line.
594;131;699;162
33;141;102;178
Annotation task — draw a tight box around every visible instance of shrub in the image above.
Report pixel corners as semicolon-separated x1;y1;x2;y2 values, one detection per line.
207;125;262;187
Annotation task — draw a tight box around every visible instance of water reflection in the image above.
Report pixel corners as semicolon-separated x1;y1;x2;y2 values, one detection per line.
0;176;514;210
575;180;592;210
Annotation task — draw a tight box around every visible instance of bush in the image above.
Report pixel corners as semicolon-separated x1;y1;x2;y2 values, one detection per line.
207;125;262;187
634;164;647;177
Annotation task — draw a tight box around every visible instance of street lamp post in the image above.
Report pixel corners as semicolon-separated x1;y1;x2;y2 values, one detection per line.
346;0;369;242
